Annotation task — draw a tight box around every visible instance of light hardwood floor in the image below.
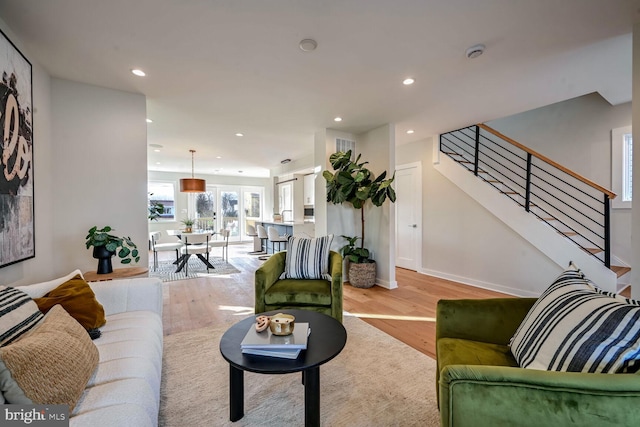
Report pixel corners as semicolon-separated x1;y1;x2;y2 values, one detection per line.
160;243;512;359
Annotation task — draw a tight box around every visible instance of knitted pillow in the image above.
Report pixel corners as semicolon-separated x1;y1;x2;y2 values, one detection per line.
34;274;106;331
510;268;640;373
0;286;44;347
0;305;99;411
280;235;334;280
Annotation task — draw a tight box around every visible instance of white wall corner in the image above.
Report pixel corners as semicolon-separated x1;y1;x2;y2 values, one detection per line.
432;135;441;164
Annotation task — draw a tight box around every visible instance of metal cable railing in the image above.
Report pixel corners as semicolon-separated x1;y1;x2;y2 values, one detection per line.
439;124;617;267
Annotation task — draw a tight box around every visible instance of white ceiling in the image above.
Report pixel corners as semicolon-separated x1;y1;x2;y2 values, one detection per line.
0;0;637;177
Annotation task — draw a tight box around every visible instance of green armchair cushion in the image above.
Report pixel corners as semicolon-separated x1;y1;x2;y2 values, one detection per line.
510;268;640;373
437;338;518;370
264;279;333;306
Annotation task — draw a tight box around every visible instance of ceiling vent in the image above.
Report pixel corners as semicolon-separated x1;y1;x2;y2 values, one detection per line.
336;138;355;157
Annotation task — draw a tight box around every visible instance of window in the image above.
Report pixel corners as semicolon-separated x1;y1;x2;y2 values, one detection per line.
194;191;216;230
612;126;632;209
148;182;175;220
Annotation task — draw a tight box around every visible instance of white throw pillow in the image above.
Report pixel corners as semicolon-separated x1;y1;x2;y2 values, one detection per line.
510;268;640;373
280;235;334;280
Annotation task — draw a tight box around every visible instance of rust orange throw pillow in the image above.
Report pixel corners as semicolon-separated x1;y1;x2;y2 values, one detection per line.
34;274;106;330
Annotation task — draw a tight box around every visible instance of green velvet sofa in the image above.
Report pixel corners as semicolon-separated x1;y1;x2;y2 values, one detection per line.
436;298;640;427
254;251;343;323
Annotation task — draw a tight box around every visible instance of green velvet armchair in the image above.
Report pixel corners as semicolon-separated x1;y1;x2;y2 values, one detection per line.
436;298;640;427
254;251;343;323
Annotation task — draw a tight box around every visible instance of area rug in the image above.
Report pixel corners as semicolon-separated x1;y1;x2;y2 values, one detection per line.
159;315;440;426
149;258;241;282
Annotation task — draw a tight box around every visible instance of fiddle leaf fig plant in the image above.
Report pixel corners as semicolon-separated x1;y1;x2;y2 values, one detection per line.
323;150;396;263
85;226;140;264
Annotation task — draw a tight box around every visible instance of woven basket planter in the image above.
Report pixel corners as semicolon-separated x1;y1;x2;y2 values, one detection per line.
349;261;376;288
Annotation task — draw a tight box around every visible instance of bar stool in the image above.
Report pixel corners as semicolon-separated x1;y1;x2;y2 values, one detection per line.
267;226;289;253
256;225;270;260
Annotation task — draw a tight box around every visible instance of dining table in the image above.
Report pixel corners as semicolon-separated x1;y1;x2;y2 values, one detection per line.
167;229;217;273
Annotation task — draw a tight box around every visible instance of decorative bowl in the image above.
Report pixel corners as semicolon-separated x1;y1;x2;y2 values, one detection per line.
269;313;295;336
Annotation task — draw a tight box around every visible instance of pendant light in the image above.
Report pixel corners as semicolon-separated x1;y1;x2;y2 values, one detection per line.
180;149;206;192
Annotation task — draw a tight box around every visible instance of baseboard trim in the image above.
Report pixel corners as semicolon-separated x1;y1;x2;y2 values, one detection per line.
418;268;539;298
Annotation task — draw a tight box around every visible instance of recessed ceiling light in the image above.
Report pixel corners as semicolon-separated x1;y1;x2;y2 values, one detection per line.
146;118;153;123
406;129;414;134
334;117;342;122
235;133;244;137
156;162;161;165
154;149;161;152
281;159;291;164
466;44;485;59
299;39;318;52
216;156;222;159
238;170;243;173
403;78;415;85
131;69;146;77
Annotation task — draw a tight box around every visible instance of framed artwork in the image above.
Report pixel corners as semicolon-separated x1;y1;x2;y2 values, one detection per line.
0;28;34;269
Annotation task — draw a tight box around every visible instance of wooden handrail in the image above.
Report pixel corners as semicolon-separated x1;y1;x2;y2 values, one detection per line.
478;123;617;200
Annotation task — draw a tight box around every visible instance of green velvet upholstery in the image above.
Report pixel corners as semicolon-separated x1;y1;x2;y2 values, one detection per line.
436;298;640;426
255;251;343;322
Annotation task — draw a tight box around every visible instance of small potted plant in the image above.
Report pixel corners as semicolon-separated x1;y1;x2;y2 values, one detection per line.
181;217;195;233
85;226;140;274
324;150;396;288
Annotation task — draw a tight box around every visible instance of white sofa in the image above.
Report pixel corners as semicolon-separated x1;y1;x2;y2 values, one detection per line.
16;270;163;427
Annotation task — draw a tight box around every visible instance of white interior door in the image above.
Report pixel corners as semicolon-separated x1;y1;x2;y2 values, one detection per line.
395;163;422;271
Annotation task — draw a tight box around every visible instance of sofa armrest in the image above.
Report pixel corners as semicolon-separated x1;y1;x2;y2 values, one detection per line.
329;251;343;322
89;278;163;317
436;298;536;346
254;252;286;314
440;364;640;427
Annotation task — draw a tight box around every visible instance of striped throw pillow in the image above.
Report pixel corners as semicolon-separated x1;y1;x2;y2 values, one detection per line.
510;268;640;373
0;286;44;347
280;235;334;280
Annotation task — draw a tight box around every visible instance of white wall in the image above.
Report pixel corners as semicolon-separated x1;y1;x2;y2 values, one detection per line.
487;93;632;264
49;78;148;278
397;137;562;296
1;19;150;287
632;23;640;300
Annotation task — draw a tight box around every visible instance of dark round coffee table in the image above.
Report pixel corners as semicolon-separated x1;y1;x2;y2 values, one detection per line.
219;309;347;427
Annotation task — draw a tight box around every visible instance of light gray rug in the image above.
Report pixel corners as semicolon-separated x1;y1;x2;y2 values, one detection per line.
159;315;440;426
149;258;240;282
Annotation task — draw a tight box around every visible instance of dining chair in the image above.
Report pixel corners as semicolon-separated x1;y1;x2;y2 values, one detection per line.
180;232;213;275
267;226;288;253
149;231;184;271
210;229;230;262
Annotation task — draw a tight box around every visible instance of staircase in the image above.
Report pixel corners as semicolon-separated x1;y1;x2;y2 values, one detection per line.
436;124;630;293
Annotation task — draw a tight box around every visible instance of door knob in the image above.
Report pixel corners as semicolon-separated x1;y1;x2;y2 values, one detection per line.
409;224;417;228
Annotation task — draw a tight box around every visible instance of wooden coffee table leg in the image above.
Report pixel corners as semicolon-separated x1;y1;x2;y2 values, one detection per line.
304;366;320;427
229;365;244;421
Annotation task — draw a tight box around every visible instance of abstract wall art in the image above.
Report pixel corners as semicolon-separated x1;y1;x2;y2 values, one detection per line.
0;28;34;268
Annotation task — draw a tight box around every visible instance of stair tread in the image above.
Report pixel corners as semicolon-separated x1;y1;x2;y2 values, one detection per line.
611;265;631;278
501;191;519;195
560;231;578;236
584;247;603;255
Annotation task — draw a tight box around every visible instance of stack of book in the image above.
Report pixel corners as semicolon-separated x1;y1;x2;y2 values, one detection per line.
241;322;310;359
